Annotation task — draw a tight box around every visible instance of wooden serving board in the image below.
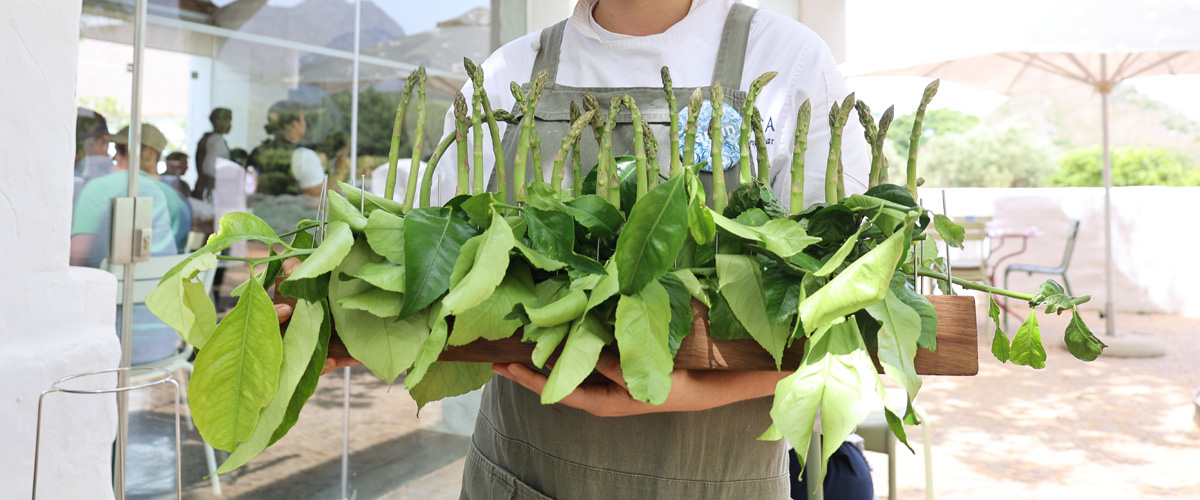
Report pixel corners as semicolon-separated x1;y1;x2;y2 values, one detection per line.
275;282;978;376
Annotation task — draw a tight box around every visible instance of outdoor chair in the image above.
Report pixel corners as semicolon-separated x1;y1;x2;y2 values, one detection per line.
1003;219;1081;329
104;254;222;495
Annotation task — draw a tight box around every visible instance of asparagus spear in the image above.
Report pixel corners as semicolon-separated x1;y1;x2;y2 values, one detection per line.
854;100;879;187
552;108;598;199
824;93;855;203
419;131;457;208
402;66;426;212
583;93;604;196
475;66;507;205
527;71;549;185
751;108;771;185
510;82;530;202
623;95;649;200
739;72;778;184
641;121;660;186
710;80;727;213
875;106;894;186
453;92;470;196
464;58;486;195
385;70;418;201
791;99;811;215
569;101;583;196
683;88;703;168
602;96;623;208
661;67;681;177
908;79;940;199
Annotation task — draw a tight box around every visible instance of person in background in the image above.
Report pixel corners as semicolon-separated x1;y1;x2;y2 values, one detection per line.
193;107;232;201
229;147;258;195
112;124;192;251
249;100;325;197
75;107;113;183
161;151;192;200
70;124;177;268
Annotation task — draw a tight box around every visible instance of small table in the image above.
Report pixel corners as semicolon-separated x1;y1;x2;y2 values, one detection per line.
985;224;1042;326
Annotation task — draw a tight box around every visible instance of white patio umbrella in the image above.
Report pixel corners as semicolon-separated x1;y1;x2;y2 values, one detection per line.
842;0;1200;356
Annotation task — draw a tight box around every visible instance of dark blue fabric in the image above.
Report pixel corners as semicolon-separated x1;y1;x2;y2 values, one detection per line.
790;441;875;500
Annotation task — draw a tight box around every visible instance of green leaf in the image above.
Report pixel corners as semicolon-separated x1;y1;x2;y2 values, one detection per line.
564;195;625;238
1064;307;1106;361
717;254;791;368
770;319;876;476
1010;311;1047;369
339;181;405;216
280;221;353;302
444;213;515;314
523;206;607;276
267;299;331;447
708;289;753;341
525;323;570;368
542;312;612;405
814;223;865;277
616;281;674;404
866;290;923;401
613;175;689;295
687;196;716;245
328;192;368;232
189;275;282;452
890;274;938;351
406;303;451;389
218;298;324;473
514;241;566;271
708;209;764;242
406;361;494;413
670;269;708;307
146;253;218;348
734;208;770;228
757;219;821;258
988;294;1010;362
161;213;280;283
401;207;478;319
364;209;405;264
658;273;694;356
1029;280;1088;314
762;261;803;329
799;224;910;334
337;287;403;317
460;192;499;228
933;214;965;249
348;262;404;293
448;262;536;345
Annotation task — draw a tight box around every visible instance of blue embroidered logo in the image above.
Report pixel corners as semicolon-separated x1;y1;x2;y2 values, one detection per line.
677;100;742;172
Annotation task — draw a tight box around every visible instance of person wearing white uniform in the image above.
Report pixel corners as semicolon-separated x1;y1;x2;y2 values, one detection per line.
249;100;326;197
419;1;874;499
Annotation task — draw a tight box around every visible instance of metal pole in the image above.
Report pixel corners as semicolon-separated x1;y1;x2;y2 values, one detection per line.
115;0;149;496
341;4;361;496
1100;55;1116;337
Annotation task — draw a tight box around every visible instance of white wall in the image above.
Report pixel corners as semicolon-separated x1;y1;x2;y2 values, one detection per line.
926;187;1200;319
1;2;122;498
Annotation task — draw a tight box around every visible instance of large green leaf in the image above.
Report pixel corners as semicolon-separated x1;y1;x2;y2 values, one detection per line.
328;192;368;232
866;290;922;401
525;323;570;369
717;255;791;368
363;209;405;264
988;294;1010;362
279;221;353;301
542;312;613;404
613;175;689;295
337;287;404;317
757;219;821;258
670;269;708;307
708;289;753;341
406;304;451;389
406;361;494;413
348;262;404;293
1064;307;1105;361
218;298;324;473
890;274;938;351
444;213;515;314
400;207;478;319
523;206;606;276
514;241;566;271
615;281;674;404
799;225;910;334
448;262;536;345
658;273;694;356
564;195;625;238
687;196;716;245
762;261;804;329
814;223;865;277
189;275;282;451
932;214;965;249
460;192;500;229
267;299;331;447
146;253;218;348
1010;311;1047;369
161;213;280;283
770;319;876;476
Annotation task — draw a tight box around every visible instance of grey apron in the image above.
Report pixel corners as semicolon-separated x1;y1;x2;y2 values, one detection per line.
463;5;789;499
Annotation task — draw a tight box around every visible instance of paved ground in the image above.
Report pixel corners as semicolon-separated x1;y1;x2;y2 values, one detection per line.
126;255;1200;499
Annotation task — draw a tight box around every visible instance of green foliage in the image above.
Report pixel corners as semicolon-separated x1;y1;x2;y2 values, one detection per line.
903;125;1059;187
1049;147;1200;187
888;108;980;156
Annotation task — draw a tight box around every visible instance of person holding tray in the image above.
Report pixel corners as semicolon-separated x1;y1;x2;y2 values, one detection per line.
282;0;873;498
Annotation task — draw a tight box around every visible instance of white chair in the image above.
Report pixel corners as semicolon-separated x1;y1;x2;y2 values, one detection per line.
105;254;222;495
856;388;934;500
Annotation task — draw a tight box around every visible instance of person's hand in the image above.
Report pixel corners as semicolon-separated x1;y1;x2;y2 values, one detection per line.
276;257;360;375
491;351;788;417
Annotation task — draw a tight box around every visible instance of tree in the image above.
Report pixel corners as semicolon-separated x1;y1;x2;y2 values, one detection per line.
900;125;1060;188
887;108;981;160
1048;147;1200;187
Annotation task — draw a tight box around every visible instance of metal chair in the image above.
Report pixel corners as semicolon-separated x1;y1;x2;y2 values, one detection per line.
1003;220;1081;328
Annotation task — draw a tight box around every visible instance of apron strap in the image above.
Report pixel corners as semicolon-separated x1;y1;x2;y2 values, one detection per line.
531;20;569;83
711;2;757;89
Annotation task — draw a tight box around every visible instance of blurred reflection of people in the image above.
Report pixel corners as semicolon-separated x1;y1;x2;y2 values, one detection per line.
70;124;178;268
162;151;192;200
75;107;114;183
193;107;231;201
229;147;258;194
249;101;325;196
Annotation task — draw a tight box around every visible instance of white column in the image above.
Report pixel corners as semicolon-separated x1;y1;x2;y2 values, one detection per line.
798;0;847;63
0;2;122;499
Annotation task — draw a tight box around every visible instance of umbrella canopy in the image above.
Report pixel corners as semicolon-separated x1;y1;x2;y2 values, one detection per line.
843;0;1200;343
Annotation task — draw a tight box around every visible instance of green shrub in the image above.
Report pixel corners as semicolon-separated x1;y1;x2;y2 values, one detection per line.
892;125;1059;188
1048;147;1200;187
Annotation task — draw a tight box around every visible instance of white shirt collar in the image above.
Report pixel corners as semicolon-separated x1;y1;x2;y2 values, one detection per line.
571;0;716;42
